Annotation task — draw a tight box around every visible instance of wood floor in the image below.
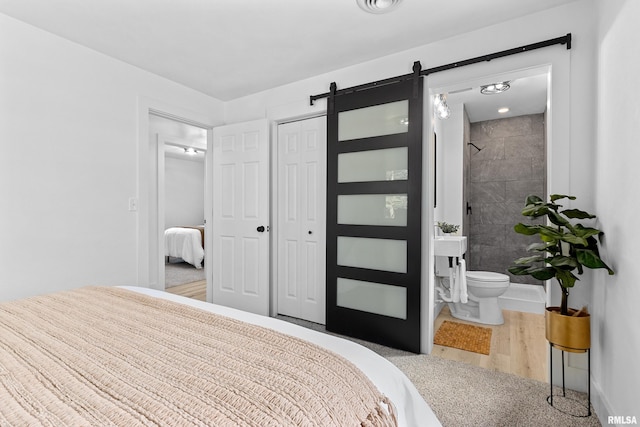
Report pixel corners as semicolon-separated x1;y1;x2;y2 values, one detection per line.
165;280;206;301
433;305;547;382
166;281;547;382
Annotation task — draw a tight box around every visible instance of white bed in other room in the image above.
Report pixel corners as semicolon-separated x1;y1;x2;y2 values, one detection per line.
164;226;204;268
128;286;440;427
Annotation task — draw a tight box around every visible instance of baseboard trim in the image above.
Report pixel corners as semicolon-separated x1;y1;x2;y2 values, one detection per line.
591;378;613;426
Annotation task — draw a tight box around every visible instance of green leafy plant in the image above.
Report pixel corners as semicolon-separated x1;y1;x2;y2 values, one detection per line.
437;221;460;234
508;194;614;315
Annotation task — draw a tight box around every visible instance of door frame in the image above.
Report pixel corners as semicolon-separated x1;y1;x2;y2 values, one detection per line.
137;97;217;301
426;53;570;359
156;134;207;291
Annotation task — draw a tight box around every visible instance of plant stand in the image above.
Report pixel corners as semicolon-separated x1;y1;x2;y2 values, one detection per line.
547;342;591;417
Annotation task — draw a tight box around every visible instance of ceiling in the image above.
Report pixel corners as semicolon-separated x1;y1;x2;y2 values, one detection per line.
445;72;548;123
0;0;576;101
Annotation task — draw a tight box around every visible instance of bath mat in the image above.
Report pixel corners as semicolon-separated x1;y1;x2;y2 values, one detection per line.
434;321;492;355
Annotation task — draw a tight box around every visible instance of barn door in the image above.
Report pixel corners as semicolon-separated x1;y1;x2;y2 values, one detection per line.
326;78;423;353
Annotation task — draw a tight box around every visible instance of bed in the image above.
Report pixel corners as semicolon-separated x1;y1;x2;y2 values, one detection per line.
164;226;205;268
0;286;440;426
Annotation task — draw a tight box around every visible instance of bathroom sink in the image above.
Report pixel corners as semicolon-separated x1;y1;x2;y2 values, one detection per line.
433;236;467;257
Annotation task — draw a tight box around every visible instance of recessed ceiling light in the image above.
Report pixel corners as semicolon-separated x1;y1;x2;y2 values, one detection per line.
356;0;403;14
498;107;510;114
480;81;511;95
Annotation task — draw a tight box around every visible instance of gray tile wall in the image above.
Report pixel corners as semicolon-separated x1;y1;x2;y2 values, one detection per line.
467;114;546;285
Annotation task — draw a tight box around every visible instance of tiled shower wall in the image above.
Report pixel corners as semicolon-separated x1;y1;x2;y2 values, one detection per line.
466;114;546;285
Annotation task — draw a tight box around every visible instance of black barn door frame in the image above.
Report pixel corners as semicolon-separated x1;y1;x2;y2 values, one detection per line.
326;73;423;353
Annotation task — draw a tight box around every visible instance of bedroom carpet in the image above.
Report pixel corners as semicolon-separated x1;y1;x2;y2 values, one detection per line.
389;355;600;427
165;260;205;287
277;315;601;427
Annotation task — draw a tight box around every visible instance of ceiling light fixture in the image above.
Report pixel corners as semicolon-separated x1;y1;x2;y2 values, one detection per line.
498;107;510;114
433;94;450;120
356;0;403;14
480;81;511;95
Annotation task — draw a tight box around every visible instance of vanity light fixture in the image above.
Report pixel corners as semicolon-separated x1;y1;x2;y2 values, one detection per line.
356;0;403;14
184;147;198;155
480;81;511;95
433;94;450;120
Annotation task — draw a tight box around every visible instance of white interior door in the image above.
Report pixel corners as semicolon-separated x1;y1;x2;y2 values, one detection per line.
212;119;269;315
277;117;326;324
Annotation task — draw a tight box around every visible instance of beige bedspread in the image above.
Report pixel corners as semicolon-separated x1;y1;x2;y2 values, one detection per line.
0;286;396;426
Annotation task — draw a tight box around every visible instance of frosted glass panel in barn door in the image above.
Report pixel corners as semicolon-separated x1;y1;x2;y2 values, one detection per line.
327;78;423;353
277;116;327;324
212;119;269;316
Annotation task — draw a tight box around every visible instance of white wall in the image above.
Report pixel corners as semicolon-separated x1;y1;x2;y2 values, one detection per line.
164;157;205;228
593;0;640;421
0;13;223;301
434;103;464;231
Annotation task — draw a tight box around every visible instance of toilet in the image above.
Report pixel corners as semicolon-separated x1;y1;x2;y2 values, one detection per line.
449;271;510;325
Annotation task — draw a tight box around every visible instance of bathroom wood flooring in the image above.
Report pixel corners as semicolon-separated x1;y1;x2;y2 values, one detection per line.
166;281;547;382
433;305;547;382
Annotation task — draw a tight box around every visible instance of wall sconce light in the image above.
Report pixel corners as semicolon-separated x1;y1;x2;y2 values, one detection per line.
434;94;450;120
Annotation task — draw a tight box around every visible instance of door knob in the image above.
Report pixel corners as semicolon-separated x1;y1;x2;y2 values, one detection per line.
257;225;265;232
308;230;313;235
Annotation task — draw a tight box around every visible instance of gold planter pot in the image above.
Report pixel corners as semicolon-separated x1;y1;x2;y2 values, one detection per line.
545;306;591;352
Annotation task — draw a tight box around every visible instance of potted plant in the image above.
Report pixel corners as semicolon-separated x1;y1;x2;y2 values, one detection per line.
508;194;614;351
437;221;460;236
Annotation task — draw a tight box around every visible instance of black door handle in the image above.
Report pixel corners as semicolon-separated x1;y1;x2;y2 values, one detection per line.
257;226;265;232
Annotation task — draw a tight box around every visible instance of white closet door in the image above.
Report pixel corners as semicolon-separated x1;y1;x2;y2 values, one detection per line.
277;116;326;324
212;119;269;316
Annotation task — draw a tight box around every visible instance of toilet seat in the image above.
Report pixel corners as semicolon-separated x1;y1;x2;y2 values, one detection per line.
466;271;509;282
466;271;510;291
